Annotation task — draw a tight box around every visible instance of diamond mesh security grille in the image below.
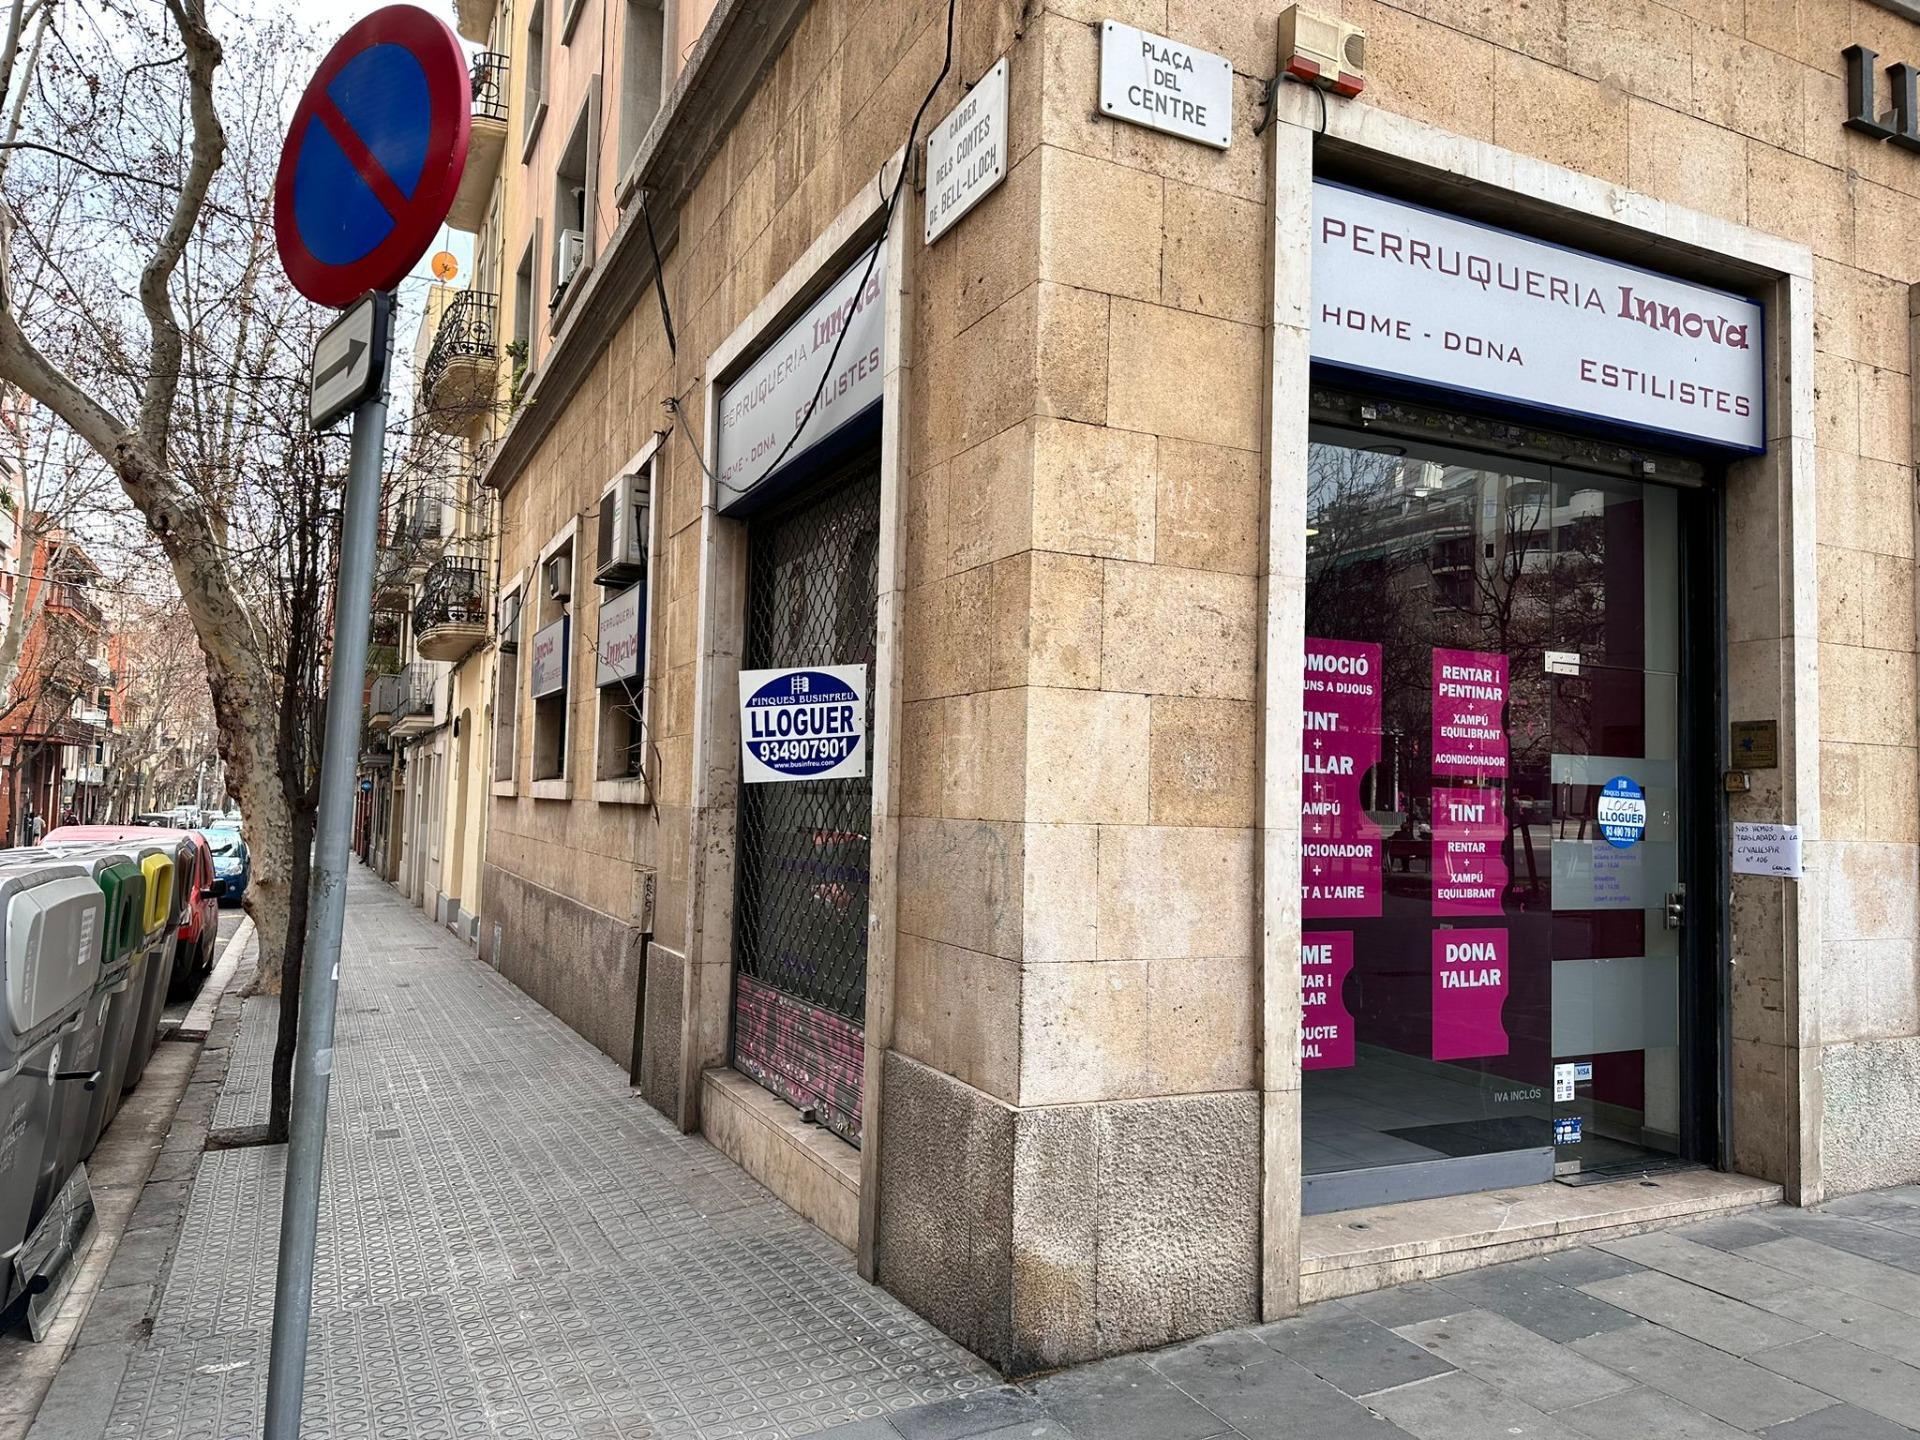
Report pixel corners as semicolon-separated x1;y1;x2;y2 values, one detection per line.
731;460;880;1144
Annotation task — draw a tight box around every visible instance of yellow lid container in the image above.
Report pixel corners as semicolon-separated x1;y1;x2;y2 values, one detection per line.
138;853;175;939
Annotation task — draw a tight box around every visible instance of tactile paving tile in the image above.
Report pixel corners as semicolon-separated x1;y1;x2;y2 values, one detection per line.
110;868;990;1438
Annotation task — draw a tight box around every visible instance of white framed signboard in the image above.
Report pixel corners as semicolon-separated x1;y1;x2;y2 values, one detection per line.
596;584;644;687
715;247;885;512
738;664;867;784
1098;21;1232;150
530;617;568;699
925;59;1007;245
1310;182;1765;452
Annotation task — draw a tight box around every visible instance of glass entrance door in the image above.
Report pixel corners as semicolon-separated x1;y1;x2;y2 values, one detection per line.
1301;424;1706;1213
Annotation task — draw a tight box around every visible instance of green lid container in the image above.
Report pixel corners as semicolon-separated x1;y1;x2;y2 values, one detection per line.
94;860;145;972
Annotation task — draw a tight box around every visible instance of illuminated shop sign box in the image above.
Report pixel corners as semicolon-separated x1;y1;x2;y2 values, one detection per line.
1310;182;1765;453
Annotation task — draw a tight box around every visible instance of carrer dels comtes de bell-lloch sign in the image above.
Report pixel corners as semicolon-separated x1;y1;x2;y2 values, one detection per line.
1311;182;1765;453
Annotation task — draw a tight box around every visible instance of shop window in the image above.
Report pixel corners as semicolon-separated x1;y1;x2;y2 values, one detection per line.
522;0;548;151
550;87;599;315
492;580;522;785
617;0;665;183
593;451;655;792
530;532;574;784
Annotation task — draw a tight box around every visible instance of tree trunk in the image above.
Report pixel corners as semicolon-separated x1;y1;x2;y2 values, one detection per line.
230;723;293;994
267;798;314;1142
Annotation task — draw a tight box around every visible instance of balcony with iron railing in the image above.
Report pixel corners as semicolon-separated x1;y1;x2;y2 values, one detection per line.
388;660;437;739
421;289;499;431
447;51;509;232
414;551;489;663
367;672;405;730
46;579;102;628
371;540;413;610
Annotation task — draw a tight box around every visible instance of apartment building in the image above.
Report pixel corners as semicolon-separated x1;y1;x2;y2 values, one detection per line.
467;0;1920;1378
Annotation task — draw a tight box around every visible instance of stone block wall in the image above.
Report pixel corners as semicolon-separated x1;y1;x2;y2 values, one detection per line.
483;0;1920;1376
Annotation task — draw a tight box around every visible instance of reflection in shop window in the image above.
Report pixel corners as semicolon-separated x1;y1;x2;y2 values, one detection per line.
1300;418;1696;1209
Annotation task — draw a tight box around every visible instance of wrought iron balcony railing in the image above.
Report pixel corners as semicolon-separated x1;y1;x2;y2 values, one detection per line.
413;554;488;637
421;289;498;408
397;660;434;719
471;51;508;124
368;672;405;722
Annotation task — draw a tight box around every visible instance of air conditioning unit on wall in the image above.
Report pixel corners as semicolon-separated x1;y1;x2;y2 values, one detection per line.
1279;4;1366;98
595;466;650;587
555;229;586;295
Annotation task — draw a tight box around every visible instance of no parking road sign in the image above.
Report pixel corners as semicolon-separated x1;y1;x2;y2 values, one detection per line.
273;5;470;309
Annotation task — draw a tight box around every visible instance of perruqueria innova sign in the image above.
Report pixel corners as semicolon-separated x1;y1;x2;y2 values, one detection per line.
1310;182;1765;452
738;664;867;783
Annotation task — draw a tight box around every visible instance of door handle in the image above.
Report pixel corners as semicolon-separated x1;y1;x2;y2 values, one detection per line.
1664;887;1685;931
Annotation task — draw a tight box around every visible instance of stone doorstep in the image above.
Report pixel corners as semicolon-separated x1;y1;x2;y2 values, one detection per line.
17;953;253;1440
1299;1169;1786;1303
699;1066;862;1252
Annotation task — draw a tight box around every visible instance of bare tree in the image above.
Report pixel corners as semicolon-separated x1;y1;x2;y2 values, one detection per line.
0;0;338;1036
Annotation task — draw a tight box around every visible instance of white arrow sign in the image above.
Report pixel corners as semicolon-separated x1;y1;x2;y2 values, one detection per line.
308;292;389;431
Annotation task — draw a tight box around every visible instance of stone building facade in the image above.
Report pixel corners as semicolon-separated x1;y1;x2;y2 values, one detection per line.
477;0;1920;1374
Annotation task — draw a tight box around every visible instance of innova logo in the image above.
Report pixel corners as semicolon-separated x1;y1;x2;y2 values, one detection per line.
1844;45;1920;150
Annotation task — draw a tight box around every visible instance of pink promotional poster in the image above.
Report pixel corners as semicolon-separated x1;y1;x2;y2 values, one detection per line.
1303;638;1382;919
1432;648;1508;778
1432;786;1508;917
1432;928;1509;1061
1301;932;1355;1071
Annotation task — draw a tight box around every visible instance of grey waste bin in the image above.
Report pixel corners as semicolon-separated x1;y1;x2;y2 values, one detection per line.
0;860;105;1314
120;843;179;1091
39;850;144;1179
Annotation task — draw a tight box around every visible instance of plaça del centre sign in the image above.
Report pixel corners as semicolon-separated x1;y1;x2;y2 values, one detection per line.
1099;20;1232;150
715;245;885;512
1310;182;1764;453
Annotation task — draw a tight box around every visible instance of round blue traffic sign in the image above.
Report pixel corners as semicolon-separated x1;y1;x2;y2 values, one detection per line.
1596;776;1646;849
274;7;469;308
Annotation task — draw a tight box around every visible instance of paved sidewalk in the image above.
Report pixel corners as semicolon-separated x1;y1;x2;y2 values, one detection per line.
823;1191;1920;1439
92;867;986;1439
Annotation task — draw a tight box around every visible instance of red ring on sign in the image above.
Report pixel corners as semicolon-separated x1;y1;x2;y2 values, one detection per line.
273;5;470;308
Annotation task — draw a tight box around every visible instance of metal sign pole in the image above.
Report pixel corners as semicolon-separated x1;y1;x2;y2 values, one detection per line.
263;292;394;1439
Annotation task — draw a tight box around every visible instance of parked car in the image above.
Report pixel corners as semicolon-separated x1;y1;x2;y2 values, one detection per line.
42;824;220;997
199;827;249;905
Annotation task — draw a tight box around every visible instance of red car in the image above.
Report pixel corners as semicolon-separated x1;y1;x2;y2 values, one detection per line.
43;824;221;995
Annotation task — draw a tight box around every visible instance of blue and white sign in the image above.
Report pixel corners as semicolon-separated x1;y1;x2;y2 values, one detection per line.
1554;1115;1583;1146
1596;776;1646;849
738;664;867;784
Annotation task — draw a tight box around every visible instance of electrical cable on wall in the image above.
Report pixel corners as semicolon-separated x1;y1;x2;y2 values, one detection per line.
648;0;959;497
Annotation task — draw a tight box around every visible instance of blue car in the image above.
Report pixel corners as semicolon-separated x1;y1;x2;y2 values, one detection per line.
199;826;250;905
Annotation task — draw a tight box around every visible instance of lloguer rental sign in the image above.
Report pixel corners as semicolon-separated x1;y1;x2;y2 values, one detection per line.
1310;182;1765;452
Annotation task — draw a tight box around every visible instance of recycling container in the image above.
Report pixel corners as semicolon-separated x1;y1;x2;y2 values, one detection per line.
124;845;178;1089
45;854;144;1175
0;860;105;1313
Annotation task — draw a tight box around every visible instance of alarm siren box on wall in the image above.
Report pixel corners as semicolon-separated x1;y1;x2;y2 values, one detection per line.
1279;5;1366;98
